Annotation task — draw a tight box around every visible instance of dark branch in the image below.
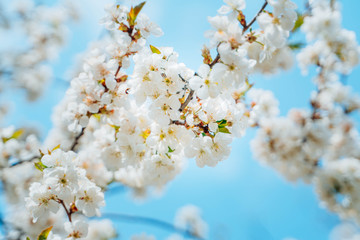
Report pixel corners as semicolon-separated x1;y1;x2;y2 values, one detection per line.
70;127;85;151
179;90;194;112
208;42;222;68
101;213;206;240
242;1;268;33
58;199;72;222
10;155;40;168
209;54;220;68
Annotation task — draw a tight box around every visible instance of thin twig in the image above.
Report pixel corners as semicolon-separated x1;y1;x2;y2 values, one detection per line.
209;54;220;68
70;127;85;151
208;42;222;68
177;2;270;115
58;199;72;222
10;155;40;168
242;1;268;34
0;70;12;76
115;65;121;79
101;213;205;240
179;90;194;112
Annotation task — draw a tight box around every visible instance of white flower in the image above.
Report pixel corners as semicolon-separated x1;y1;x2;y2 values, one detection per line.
190;64;220;99
186;133;232;167
248;88;280;124
75;185;105;217
84;219;117;240
268;0;297;19
137;14;163;38
175;205;208;238
142;154;183;186
218;0;246;20
25;183;59;223
315;158;360;223
149;95;181;125
64;220;89;239
100;4;128;30
212;44;256;90
44;167;79;204
257;13;289;48
42;149;77;167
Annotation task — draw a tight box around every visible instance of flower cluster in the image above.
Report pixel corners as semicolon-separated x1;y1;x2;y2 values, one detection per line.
0;126;40;168
0;0;359;238
25;149;105;239
45;0;300;200
0;0;77;100
251;0;360;223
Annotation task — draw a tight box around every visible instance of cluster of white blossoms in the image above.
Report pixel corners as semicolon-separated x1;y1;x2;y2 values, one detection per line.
0;0;359;238
17;0;298;236
329;222;360;240
252;0;360;224
25;149;105;239
46;0;298;196
0;0;77;100
0;126;40;168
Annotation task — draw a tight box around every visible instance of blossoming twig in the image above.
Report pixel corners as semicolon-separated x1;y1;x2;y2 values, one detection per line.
242;0;268;33
70;127;85;151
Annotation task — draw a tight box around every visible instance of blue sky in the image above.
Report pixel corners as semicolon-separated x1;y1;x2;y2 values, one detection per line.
3;0;360;239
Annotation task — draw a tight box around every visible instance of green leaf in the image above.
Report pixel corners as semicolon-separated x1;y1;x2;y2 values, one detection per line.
288;42;304;50
110;125;120;131
118;22;129;32
34;161;47;172
150;45;161;54
26;237;31;240
37;226;53;240
216;119;228;128
128;2;146;26
12;129;24;139
168;146;175;153
216;119;231;134
292;12;304;32
218;127;231;134
2;128;24;143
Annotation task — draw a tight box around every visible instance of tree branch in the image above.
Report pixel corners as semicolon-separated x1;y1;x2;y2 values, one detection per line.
57;199;72;222
209;53;220;68
242;1;268;34
10;155;40;168
100;213;206;240
179;90;195;112
70;127;85;151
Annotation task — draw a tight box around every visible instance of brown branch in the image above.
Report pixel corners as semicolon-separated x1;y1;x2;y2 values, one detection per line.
115;65;121;79
57;199;72;222
242;1;268;34
101;213;206;240
179;44;219;112
208;42;222;68
10;155;40;168
171;120;186;126
179;90;194;112
70;127;85;151
209;54;220;68
181;1;269;115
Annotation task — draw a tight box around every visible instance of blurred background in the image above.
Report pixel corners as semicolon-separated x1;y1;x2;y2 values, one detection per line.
1;0;360;239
